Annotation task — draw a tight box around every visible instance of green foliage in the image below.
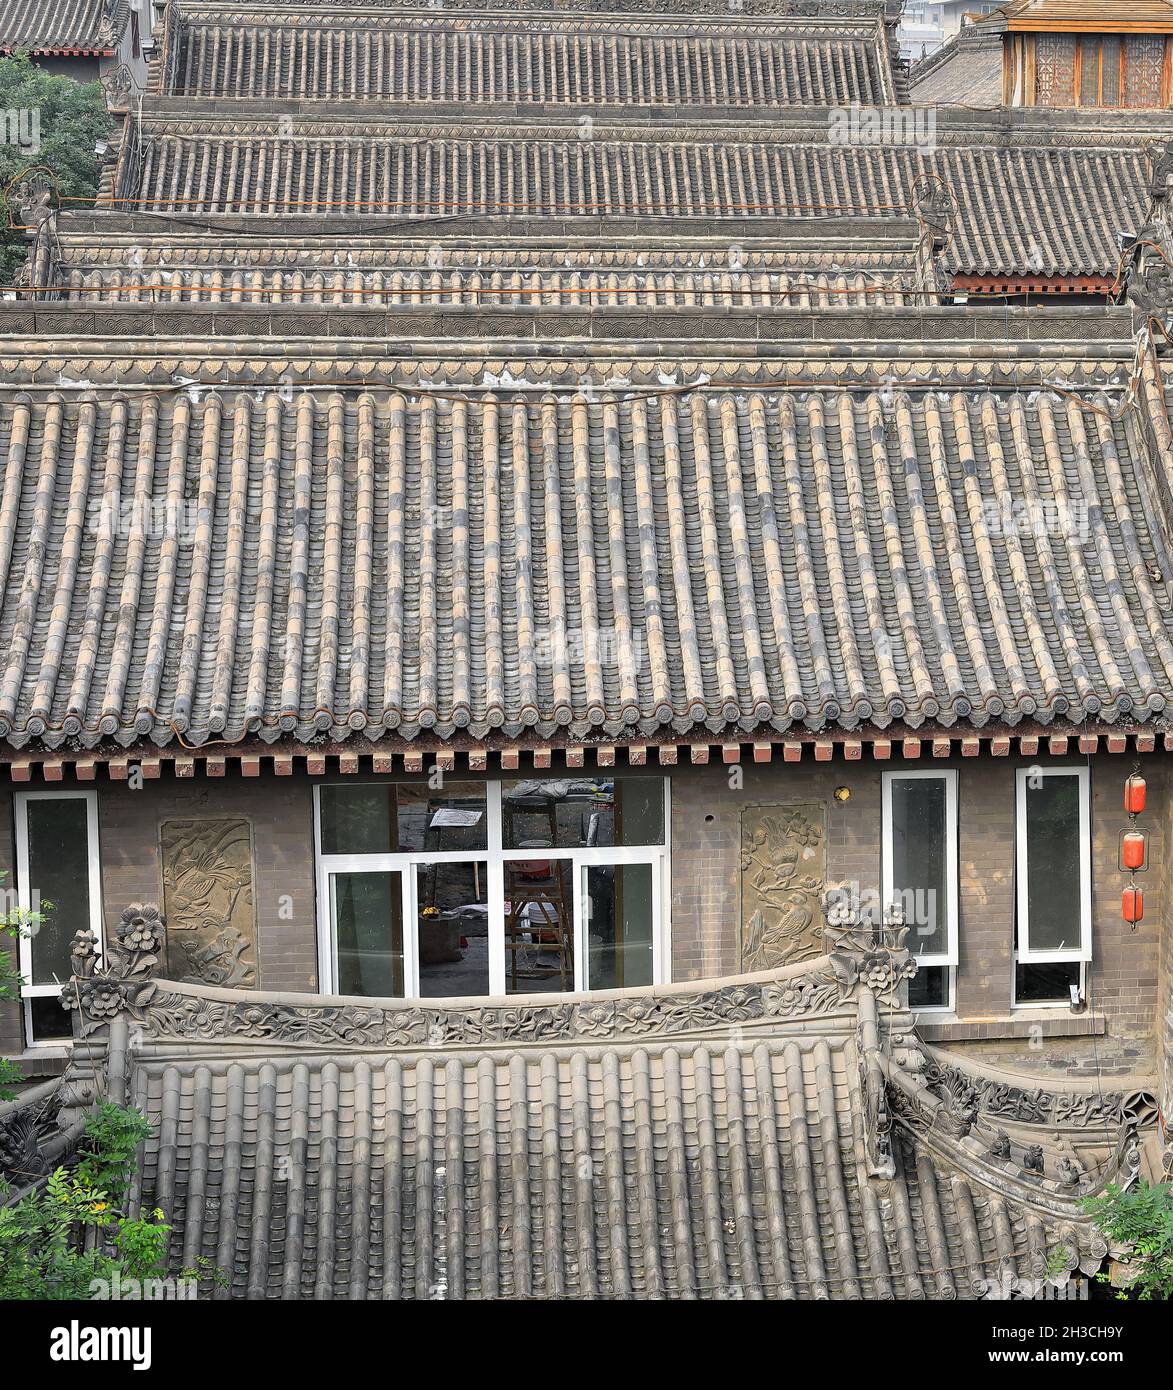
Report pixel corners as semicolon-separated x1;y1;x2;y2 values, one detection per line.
76;1102;152;1204
0;53;111;281
1082;1181;1173;1301
0;1104;172;1300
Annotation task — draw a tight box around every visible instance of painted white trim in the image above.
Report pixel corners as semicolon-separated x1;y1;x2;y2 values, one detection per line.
881;768;958;967
313;777;670;1001
1014;765;1092;964
14;789;103;1044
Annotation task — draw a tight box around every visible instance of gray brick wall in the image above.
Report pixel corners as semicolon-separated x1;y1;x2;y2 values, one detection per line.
0;754;1164;1084
670;753;1163;1077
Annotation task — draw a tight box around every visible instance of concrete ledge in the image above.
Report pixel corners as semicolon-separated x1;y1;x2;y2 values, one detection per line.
916;1012;1108;1043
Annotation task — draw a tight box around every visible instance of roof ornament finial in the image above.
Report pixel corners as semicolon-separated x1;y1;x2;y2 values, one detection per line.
822;885;916;1000
1123;139;1173;320
911;174;955;301
3;165;61;300
63;903;165;1037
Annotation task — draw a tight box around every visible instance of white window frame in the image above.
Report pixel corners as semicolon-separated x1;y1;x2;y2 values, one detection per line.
881;769;958;1011
314;778;670;999
1014;765;1091;1007
14;789;103;1046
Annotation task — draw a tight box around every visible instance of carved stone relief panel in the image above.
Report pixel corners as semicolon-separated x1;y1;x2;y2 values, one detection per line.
740;803;826;970
159;818;258;988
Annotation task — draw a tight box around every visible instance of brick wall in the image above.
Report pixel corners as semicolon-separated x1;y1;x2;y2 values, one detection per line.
669;752;1164;1079
0;754;1165;1086
93;775;319;994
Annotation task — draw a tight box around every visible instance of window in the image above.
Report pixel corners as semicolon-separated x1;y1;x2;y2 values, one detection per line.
1034;33;1167;107
1014;767;1091;1006
14;791;103;1044
314;779;669;1000
882;770;958;1011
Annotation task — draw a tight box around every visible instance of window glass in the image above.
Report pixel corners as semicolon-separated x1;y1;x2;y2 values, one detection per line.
888;776;949;957
586;862;654;990
415;862;490;998
319;785;394;855
504;859;575;994
1016;961;1081;1005
331;871;404;997
319;783;488;855
502;778;664;849
29;996;73;1042
908;966;949;1010
25;797;92;985
1022;775;1081;953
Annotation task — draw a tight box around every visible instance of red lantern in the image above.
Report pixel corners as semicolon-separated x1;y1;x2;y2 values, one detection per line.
1125;774;1147;816
1122;831;1147;871
1123;887;1144;924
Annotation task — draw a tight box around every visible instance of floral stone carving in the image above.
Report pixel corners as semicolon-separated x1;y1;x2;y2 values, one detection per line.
740;803;826;970
160;819;257;988
64;905;164;1037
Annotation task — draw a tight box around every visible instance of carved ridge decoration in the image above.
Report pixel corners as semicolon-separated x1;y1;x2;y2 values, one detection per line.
740;802;825;970
64;905;165;1037
0;1086;63;1189
62;900;929;1047
0;354;1119;394
921;1056;1159;1132
130;113;1155;153
159;819;258;988
176;1;891;19
139;970;849;1047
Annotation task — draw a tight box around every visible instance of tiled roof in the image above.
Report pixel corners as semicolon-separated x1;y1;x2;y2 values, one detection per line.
0;0;123;54
52;927;1125;1300
122;117;1151;280
170;10;902;106
0;370;1171;751
53;236;928;307
908;26;1005;107
989;0;1173;29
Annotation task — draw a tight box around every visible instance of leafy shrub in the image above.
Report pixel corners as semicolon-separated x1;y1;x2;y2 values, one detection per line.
1083;1182;1173;1300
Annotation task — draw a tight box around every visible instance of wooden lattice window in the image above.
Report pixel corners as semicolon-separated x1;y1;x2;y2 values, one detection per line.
1036;33;1076;105
1124;34;1166;106
1033;32;1170;107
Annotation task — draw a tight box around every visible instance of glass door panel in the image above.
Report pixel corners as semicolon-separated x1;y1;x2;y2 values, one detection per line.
585;862;655;990
414;860;490;998
503;858;575;994
330;871;404;997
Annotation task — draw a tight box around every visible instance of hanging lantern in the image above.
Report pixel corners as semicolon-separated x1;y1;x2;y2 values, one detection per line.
1122;831;1147;871
1125;773;1147;816
1123;887;1144;924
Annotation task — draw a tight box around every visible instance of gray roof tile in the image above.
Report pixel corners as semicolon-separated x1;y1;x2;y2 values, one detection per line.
123;115;1152;280
55;942;1118;1300
0;0;123;53
0;376;1170;750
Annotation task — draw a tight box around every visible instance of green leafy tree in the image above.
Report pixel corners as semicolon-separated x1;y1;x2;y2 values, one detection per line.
1083;1181;1173;1300
0;53;111;282
0;1101;223;1300
0;1104;170;1299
